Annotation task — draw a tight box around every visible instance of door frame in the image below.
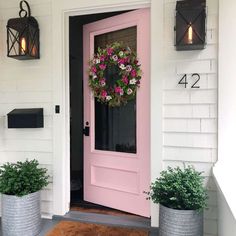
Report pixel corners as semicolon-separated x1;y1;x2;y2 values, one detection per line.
52;0;164;226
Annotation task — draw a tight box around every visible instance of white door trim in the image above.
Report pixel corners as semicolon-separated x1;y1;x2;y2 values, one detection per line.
52;0;164;227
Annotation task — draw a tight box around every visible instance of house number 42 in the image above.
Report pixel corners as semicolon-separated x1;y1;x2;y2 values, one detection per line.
178;74;200;89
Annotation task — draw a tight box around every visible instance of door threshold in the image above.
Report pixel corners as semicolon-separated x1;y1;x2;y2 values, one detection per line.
70;200;140;217
71;200;116;210
53;210;155;231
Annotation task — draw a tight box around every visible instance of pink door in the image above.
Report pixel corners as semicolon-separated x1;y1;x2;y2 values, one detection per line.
83;9;150;217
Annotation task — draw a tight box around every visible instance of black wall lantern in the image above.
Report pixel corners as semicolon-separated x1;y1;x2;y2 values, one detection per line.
175;0;206;51
7;1;39;60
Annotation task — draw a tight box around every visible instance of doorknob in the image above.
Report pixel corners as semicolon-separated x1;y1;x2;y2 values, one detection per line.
83;122;90;136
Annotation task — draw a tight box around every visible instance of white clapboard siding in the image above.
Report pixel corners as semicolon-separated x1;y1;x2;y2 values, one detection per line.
0;104;53;116
163;146;216;163
0;0;53;217
0;152;53;165
163;0;218;235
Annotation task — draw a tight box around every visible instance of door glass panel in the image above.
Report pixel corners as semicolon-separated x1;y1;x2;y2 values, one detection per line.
94;27;137;154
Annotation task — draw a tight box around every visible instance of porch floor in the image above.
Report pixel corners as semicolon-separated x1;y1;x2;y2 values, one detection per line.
0;211;159;235
0;219;59;236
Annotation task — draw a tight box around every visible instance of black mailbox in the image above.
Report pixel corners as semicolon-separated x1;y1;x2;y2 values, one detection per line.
7;108;44;128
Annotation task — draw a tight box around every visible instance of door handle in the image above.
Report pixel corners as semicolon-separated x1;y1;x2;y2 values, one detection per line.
83;122;90;136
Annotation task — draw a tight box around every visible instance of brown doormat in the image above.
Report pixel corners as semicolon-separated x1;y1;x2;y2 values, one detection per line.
46;221;149;236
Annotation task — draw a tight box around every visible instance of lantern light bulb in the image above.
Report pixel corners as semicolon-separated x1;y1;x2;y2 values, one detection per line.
21;37;26;54
188;24;193;44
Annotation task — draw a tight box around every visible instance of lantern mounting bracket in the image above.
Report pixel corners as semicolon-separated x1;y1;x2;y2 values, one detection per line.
19;1;31;18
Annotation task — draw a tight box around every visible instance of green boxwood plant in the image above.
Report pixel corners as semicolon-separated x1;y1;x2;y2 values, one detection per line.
0;159;50;197
149;166;207;210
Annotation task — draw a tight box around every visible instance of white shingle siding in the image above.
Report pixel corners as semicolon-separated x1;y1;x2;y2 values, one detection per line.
163;0;218;235
0;0;53;218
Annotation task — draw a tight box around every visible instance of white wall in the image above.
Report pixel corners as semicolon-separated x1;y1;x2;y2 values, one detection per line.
0;0;219;235
163;0;218;235
218;0;236;163
0;0;53;218
216;0;236;234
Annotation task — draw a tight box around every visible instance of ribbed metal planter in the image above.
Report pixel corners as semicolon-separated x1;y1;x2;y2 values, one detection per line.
2;191;41;236
159;204;203;236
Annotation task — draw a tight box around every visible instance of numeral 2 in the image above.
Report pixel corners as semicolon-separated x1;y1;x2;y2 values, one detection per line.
191;73;200;88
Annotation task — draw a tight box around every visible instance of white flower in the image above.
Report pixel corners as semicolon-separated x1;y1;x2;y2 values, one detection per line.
119;64;126;70
127;88;133;95
100;81;106;87
93;74;97;79
106;96;112;101
96;58;100;64
126;65;132;72
112;55;118;61
129;78;137;85
119;51;124;57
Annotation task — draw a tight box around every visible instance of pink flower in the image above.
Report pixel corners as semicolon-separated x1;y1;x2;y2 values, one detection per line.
112;55;118;61
99;64;107;70
100;55;105;61
91;66;97;73
118;58;125;64
126;65;132;72
107;48;114;56
122;76;128;85
100;78;106;87
101;90;107;98
115;86;124;95
131;69;137;78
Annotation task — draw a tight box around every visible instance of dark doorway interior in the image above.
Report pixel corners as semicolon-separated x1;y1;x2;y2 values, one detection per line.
69;11;129;206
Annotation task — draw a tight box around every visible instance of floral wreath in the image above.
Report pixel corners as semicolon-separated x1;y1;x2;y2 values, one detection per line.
88;42;142;107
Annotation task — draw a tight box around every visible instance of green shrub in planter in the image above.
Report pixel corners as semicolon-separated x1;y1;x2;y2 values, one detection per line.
149;166;208;236
150;166;207;210
0;159;49;196
0;159;50;236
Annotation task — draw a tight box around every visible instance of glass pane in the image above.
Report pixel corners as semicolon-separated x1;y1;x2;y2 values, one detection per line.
94;27;137;154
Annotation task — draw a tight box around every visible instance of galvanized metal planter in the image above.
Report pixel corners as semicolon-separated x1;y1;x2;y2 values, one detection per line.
159;204;203;236
1;191;41;236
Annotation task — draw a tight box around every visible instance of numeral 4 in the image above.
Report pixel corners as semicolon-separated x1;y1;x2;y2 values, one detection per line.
178;74;188;88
